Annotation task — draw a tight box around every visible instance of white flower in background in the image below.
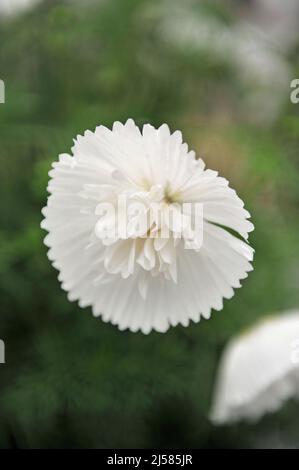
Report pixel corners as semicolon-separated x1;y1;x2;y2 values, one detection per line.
157;0;299;123
41;119;254;333
0;0;39;17
210;310;299;424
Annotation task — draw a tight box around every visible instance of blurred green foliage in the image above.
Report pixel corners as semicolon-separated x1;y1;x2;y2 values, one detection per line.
0;0;299;448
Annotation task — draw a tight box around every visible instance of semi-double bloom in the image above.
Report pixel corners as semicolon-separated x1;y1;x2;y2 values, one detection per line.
42;119;254;333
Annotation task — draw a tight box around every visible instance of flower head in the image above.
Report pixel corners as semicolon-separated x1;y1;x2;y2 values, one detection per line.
210;311;299;424
42;119;254;333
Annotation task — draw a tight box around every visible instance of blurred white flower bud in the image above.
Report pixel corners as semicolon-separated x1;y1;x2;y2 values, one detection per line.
210;310;299;424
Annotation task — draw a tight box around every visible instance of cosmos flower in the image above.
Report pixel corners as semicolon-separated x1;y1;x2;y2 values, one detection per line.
41;119;254;333
210;310;299;424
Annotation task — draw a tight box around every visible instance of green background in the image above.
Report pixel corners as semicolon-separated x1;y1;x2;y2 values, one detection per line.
0;0;299;448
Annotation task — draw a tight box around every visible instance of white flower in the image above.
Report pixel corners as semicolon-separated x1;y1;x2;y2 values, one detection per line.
41;119;254;334
0;0;39;17
210;310;299;424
